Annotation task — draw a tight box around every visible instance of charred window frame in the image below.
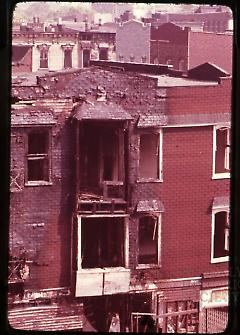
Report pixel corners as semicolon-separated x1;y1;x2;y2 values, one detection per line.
25;128;52;185
211;209;229;263
137;215;161;267
78;216;129;269
213;125;231;179
138;131;162;182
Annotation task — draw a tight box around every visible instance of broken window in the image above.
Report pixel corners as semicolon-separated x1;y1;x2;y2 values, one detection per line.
26;130;50;183
79;122;124;196
214;126;231;175
64;49;72;68
213;211;229;260
138;216;159;265
81;217;125;268
39;47;48;68
139;133;160;180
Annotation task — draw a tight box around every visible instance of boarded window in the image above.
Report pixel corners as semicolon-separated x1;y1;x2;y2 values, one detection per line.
213;211;229;259
64;49;72;68
27;130;50;182
138;216;158;264
81;217;125;268
215;127;231;173
40;48;48;68
139;133;159;179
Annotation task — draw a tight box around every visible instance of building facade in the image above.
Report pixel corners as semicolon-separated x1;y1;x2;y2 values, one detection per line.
9;61;231;332
116;20;232;74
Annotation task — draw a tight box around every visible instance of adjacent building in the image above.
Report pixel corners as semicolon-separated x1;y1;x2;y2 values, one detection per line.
116;20;232;73
9;61;231;332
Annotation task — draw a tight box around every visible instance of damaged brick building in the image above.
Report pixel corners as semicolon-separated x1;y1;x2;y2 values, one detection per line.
9;61;231;332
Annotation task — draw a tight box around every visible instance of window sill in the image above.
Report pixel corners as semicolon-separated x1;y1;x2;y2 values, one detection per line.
211;256;229;264
212;173;230;180
25;181;53;187
136;264;161;269
137;179;163;183
78;267;129;273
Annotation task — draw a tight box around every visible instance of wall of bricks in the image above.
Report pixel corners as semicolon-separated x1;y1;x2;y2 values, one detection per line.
10;66;230;292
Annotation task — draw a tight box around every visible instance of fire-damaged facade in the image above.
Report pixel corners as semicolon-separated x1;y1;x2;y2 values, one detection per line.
9;61;231;332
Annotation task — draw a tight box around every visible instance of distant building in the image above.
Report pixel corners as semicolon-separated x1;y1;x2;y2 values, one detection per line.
116;20;232;73
142;5;232;33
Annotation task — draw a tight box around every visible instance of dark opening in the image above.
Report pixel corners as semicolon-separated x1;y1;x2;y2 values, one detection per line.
139;133;159;179
64;49;72;68
214;211;229;258
79;122;124;195
81;217;125;268
27;130;49;182
99;48;108;60
40;49;48;68
138;216;158;264
83;49;90;67
215;128;230;173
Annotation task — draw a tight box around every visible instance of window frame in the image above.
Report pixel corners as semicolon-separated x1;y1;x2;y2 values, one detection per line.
77;215;129;271
137;214;161;269
138;129;163;182
39;46;49;69
24;127;52;186
211;207;229;264
212;125;231;179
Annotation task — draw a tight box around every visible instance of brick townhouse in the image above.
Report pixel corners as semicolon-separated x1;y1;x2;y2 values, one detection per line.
12;18;116;74
8;61;231;332
116;20;232;74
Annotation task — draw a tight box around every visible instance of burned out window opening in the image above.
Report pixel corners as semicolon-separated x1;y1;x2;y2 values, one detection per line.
25;129;51;184
139;132;162;181
79;122;125;198
81;217;125;269
138;215;160;266
213;126;231;177
212;210;229;262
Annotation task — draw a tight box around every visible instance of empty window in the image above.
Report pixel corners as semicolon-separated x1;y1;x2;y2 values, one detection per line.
26;130;50;183
153;57;159;65
81;217;125;268
99;48;108;60
142;56;147;63
166;58;173;66
139;133;161;180
64;49;72;68
83;49;90;67
212;211;229;261
214;126;231;176
138;216;159;265
40;47;48;68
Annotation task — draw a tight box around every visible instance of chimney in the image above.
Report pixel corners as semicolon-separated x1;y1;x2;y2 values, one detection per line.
98;18;102;26
58;17;62;25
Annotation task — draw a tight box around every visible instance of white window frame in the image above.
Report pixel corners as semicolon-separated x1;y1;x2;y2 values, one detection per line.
211;207;229;264
137;214;161;269
212;125;231;180
77;215;129;271
138;129;163;182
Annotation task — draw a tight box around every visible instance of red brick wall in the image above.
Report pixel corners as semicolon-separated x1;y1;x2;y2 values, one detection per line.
189;31;233;73
10;68;231;291
166;77;232;116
